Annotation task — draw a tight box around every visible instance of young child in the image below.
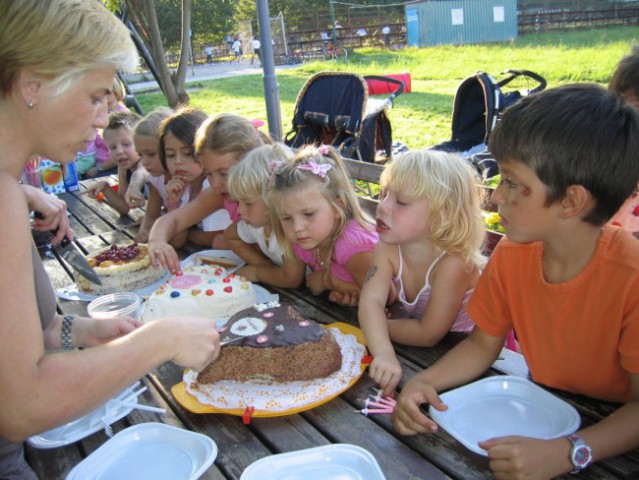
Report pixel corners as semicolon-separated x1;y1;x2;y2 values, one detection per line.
129;107;174;243
392;84;639;478
155;108;231;249
225;143;306;288
359;149;486;395
266;145;378;306
608;44;639;235
148;113;265;273
82;110;144;215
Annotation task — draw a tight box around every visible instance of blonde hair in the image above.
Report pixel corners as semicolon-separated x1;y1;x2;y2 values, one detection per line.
266;145;375;260
228;143;294;201
112;75;127;102
381;149;486;268
0;0;138;97
133;107;174;138
195;113;265;159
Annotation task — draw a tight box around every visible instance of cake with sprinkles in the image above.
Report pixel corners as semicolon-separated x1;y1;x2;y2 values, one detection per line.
141;264;256;323
196;301;343;384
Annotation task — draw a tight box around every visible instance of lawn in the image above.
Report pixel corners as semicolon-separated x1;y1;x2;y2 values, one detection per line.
136;26;639;151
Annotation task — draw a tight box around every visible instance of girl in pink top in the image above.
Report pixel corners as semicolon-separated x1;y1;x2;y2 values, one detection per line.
267;145;378;307
359;149;487;395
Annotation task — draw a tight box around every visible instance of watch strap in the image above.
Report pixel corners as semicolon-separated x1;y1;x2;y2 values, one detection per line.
61;315;75;350
566;433;593;474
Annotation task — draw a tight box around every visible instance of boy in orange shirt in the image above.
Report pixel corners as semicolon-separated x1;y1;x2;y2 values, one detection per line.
393;84;639;478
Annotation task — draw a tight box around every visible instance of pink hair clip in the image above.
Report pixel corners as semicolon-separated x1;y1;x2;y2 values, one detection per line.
318;145;330;156
297;160;331;177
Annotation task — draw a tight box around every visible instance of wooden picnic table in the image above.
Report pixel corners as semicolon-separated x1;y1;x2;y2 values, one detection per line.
25;177;639;479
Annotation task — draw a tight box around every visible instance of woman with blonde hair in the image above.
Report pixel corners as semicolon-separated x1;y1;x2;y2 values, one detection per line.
359;149;487;396
0;2;220;477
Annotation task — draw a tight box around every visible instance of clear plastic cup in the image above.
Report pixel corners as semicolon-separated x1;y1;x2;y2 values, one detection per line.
87;292;142;320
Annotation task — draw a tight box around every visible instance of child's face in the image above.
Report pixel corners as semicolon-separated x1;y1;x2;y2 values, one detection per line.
163;132;203;182
491;159;556;243
200;151;240;198
375;188;431;244
276;184;340;250
135;134;164;177
103;126;139;170
237;196;270;228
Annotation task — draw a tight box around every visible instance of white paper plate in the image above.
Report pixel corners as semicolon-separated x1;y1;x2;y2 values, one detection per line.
241;444;386;480
429;375;580;456
180;249;245;272
27;384;140;449
57;271;170;302
66;423;217;480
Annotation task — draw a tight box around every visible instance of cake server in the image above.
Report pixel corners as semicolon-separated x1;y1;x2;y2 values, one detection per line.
34;212;102;285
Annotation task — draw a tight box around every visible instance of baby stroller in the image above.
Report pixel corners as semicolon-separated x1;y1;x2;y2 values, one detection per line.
432;69;546;179
284;71;405;163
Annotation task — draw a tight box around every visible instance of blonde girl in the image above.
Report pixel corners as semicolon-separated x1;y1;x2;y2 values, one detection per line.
267;145;378;306
359;149;487;395
131;106;174;243
225;143;306;288
149;113;265;273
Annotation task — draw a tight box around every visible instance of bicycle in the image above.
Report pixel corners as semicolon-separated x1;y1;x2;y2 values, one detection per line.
322;42;347;61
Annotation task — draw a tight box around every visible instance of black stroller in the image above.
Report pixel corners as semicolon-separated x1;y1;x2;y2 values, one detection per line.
432;69;546;179
284;71;405;163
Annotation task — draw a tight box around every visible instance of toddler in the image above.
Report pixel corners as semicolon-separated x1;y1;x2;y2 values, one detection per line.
225;143;306;288
149;113;265;273
266;145;378;306
129;107;174;243
82;110;144;215
359;149;486;395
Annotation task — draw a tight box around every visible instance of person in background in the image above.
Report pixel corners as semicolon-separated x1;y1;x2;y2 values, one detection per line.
148;113;265;274
0;2;221;478
359;150;487;396
225;143;306;287
392;84;639;478
81;111;146;215
251;36;261;65
231;36;242;63
382;25;391;48
608;44;639;236
204;45;213;63
107;75;129;113
266;145;378;306
128;107;174;243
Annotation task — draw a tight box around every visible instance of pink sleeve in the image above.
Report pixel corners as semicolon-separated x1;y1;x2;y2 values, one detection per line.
94;134;110;164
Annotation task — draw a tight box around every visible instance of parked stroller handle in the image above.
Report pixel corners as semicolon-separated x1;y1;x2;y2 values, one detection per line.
497;69;547;95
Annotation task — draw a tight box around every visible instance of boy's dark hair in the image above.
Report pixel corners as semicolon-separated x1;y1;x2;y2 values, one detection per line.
489;83;639;225
104;110;141;132
609;44;639;97
158;107;208;171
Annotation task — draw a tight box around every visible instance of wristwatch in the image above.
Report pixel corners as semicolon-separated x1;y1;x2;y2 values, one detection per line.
566;433;593;474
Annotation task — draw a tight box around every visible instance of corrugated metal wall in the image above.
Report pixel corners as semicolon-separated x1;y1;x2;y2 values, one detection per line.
406;0;518;47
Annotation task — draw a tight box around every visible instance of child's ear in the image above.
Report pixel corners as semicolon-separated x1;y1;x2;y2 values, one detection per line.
560;185;593;219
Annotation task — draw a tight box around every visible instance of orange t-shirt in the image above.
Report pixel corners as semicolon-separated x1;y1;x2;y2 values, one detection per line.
468;225;639;403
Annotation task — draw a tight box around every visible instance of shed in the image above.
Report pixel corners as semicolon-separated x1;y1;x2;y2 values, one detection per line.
405;0;517;47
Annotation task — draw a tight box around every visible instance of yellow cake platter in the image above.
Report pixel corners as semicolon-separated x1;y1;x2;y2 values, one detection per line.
171;322;368;418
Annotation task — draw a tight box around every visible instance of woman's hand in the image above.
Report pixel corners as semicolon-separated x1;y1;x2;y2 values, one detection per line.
163;316;221;371
23;185;71;244
148;240;181;275
368;351;403;396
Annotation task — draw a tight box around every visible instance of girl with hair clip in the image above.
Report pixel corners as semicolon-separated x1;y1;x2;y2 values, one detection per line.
225;143;307;288
266;145;378;306
149;112;266;273
156;108;231;249
359;149;487;396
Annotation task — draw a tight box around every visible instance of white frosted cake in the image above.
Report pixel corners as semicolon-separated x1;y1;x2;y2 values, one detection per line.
141;264;256;323
77;243;166;295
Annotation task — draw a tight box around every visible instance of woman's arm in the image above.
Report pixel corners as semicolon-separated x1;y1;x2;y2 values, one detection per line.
388;255;477;347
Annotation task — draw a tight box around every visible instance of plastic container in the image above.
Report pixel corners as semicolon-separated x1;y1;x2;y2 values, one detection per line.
88;292;142;320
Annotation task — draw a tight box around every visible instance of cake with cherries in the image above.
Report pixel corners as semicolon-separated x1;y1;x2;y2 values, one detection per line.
196;302;343;384
141;264;256;323
76;243;166;295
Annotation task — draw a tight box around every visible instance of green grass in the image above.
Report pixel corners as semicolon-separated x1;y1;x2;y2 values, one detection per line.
137;26;639;150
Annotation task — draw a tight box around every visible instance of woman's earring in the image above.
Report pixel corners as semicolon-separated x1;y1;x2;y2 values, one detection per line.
27;101;34;110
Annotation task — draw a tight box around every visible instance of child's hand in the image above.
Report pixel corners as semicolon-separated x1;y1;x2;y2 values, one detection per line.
85;166;99;178
306;270;328;295
165;177;187;205
125;189;146;209
328;289;360;306
148;240;181;275
392;375;446;436
80;181;110;199
134;229;150;243
369;352;403;396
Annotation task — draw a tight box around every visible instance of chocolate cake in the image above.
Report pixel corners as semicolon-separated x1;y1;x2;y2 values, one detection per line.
197;302;343;384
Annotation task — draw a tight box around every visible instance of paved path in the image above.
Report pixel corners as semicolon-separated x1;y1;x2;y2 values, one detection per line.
126;60;297;93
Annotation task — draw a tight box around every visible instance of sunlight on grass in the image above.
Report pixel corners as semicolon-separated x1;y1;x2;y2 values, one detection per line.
137;26;638;151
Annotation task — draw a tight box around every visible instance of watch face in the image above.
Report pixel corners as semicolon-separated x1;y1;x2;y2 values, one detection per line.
574;446;592;466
